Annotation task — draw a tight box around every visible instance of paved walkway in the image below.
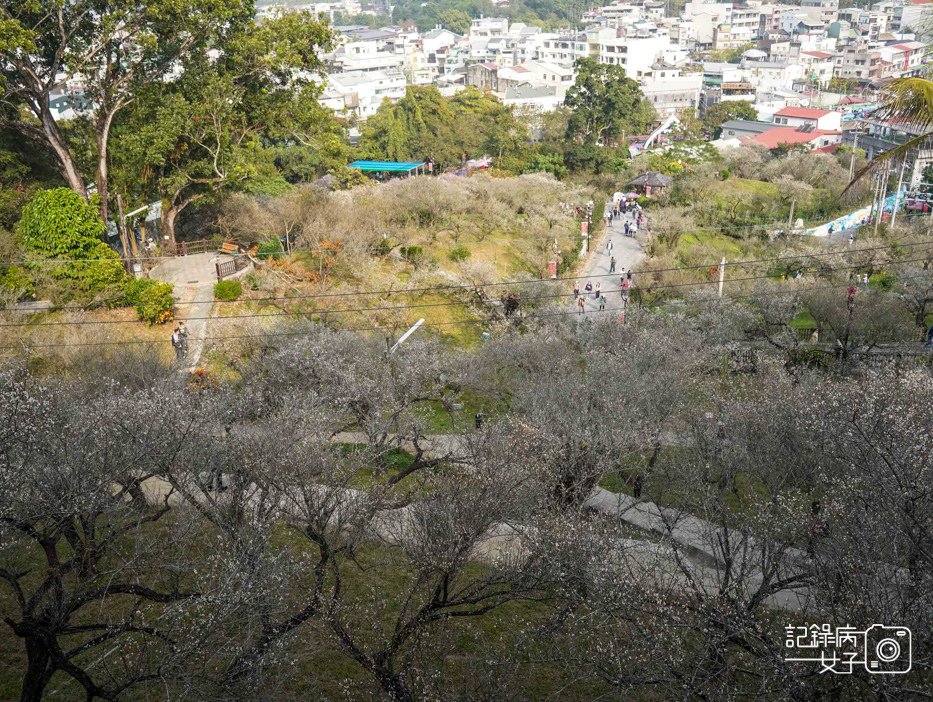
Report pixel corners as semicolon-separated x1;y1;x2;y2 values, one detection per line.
573;208;645;316
150;253;231;370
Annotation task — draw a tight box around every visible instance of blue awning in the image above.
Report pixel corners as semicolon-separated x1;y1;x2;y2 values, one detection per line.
350;160;426;172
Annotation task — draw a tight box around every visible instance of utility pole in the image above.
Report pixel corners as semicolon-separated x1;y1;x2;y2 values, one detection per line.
718;257;726;298
874;166;889;237
889;155;909;229
787;199;796;230
848;131;859;181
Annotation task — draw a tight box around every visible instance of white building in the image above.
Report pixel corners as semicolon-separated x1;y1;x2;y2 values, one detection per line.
800;0;840;27
687;1;763;49
321;69;406;118
597;31;674;79
640;67;704;117
798;50;836;85
771;106;842;130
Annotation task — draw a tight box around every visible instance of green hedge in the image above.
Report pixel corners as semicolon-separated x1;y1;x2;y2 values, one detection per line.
214;279;242;301
124;278;174;325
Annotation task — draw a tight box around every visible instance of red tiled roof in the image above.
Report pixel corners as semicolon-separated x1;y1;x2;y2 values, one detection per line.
751;127;840;148
802;51;834;59
774;106;831;119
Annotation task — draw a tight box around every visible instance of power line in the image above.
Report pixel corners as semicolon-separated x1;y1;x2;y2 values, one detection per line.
3;273;930;351
4;212;932;268
2;255;930;330
4;239;931;315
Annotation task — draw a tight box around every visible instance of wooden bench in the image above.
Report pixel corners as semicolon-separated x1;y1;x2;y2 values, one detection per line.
218;241;240;255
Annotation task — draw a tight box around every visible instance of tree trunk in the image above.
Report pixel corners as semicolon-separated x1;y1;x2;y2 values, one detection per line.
96;109;117;224
38;102;87;200
375;668;413;702
161;206;179;251
19;636;54;702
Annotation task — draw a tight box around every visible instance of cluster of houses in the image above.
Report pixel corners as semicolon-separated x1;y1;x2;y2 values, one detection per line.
290;0;929;185
45;0;930;184
302;0;928;122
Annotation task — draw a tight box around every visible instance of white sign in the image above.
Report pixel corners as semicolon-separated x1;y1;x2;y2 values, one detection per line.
106;220;118;238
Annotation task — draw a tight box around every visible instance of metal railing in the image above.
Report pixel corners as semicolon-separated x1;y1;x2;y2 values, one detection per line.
215;256;250;280
173;239;212;256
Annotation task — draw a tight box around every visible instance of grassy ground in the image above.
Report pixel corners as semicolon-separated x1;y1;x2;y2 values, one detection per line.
0;306;174;373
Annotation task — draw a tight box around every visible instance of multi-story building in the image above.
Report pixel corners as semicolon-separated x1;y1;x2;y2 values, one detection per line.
640;65;704;116
321;69;406;118
688;1;763;49
834;44;886;84
800;0;840;27
878;41;927;78
887;1;932;34
536;31;596;65
798;50;836;85
597;31;673;78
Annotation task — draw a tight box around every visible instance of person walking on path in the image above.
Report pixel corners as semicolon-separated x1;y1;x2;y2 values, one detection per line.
593;282;601;299
607;239;613;257
598;294;607;311
584;280;593;295
573;281;580;299
171;327;185;362
609;256;616;273
624;221;630;237
577;296;586;314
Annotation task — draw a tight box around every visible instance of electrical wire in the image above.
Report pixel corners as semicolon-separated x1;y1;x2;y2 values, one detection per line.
4;239;931;314
3;272;931;351
2;254;930;329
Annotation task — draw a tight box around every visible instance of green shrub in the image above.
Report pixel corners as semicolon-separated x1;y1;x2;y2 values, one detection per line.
448;245;471;262
256;238;284;260
16;188;125;293
0;264;33;298
869;272;894;291
399;245;423;263
244;272;260;290
214;279;242;301
124;278;174;325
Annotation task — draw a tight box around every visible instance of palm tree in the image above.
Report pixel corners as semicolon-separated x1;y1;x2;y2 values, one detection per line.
847;77;933;187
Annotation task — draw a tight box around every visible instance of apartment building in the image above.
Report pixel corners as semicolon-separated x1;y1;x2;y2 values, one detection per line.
878;41;927;77
640;66;703;116
800;0;840;27
798;50;836;84
688;1;763;49
321;69;406;118
834;44;886;83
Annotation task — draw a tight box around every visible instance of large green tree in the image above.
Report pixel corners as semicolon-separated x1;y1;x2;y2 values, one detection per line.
83;9;335;246
563;58;655;147
0;1;330;228
358;86;527;169
0;0;255;220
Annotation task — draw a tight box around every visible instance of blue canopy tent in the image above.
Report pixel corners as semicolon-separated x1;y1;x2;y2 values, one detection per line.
350;160;428;176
